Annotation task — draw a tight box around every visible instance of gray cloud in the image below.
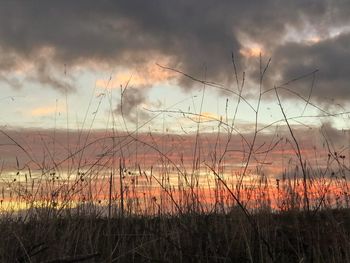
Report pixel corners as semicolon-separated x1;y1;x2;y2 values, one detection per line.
265;32;350;103
0;74;22;90
0;0;349;102
115;87;150;123
30;60;75;93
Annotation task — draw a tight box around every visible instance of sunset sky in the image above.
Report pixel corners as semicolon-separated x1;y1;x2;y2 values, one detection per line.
0;1;349;174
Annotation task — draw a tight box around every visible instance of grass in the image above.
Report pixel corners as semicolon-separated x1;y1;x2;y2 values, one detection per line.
0;56;349;262
2;208;350;262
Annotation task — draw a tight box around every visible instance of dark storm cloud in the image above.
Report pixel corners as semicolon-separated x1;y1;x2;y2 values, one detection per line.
263;32;350;103
0;0;349;101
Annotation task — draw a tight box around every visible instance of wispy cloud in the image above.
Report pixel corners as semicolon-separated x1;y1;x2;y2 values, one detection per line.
0;126;347;176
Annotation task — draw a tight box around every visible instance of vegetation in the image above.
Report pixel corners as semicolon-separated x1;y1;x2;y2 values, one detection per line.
2;208;350;262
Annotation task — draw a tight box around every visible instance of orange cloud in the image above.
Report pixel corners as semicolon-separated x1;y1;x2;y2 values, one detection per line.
239;46;263;58
193;112;221;122
96;59;177;89
306;36;321;44
30;105;64;116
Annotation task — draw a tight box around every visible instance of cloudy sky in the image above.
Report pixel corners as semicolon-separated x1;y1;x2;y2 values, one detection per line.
0;0;349;133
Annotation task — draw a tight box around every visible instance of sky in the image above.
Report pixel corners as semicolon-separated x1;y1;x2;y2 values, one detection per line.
0;1;348;132
0;1;349;173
